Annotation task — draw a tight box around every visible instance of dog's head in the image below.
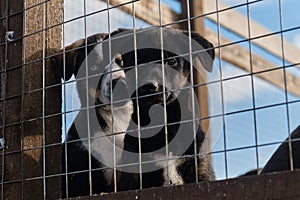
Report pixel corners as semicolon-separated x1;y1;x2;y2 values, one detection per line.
52;33;107;81
52;28;214;114
52;33;131;109
102;28;215;106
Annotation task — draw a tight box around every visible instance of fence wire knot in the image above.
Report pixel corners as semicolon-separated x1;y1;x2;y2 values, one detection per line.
0;138;5;150
5;31;14;42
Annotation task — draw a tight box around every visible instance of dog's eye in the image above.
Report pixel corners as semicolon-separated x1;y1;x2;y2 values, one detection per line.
166;58;177;66
90;65;98;71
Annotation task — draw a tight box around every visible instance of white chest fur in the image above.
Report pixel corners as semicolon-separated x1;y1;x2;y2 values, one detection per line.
90;100;133;185
154;153;184;186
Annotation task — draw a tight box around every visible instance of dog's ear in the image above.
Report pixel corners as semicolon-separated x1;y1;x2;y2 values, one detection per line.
51;39;84;81
51;33;107;81
103;28;131;40
182;31;215;72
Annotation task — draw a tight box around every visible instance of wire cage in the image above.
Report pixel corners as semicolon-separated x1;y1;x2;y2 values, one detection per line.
1;0;300;199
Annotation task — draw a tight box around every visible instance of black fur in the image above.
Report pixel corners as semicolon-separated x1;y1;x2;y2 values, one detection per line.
260;125;300;174
54;28;217;195
105;28;216;191
241;125;300;177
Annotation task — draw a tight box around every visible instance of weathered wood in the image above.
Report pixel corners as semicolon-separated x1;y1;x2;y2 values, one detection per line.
107;0;300;68
103;0;180;28
0;1;24;199
66;170;300;200
22;0;63;198
0;0;63;199
190;0;210;134
203;1;300;68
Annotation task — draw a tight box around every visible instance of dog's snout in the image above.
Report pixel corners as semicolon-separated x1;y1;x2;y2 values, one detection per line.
140;83;158;92
112;78;125;90
138;82;160;96
110;78;130;106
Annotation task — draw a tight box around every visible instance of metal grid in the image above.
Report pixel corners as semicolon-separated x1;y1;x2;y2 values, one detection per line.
0;0;300;199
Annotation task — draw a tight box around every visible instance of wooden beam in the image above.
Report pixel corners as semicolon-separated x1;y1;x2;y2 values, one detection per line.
67;170;300;200
203;1;300;68
1;1;24;199
107;0;179;27
22;0;63;198
189;0;210;135
189;0;213;180
107;0;300;69
205;29;300;97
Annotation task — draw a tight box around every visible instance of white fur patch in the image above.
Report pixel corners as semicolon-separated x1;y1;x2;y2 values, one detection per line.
90;131;124;185
100;60;126;104
91;100;133;185
154;153;184;186
89;52;133;185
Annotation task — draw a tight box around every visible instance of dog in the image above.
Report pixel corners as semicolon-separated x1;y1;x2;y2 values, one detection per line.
98;28;216;191
53;27;216;195
52;27;300;197
52;34;133;197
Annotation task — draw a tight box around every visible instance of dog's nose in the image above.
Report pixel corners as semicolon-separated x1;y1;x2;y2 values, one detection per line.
138;82;159;96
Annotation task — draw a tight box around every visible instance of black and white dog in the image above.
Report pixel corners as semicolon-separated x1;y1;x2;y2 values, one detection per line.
52;34;133;197
100;28;216;190
53;28;300;197
53;28;216;196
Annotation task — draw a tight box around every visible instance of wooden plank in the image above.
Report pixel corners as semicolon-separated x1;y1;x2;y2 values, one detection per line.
104;0;180;27
107;0;300;68
203;1;300;67
0;0;63;199
205;29;300;98
1;1;24;199
188;0;211;143
22;0;46;198
44;1;63;199
189;0;213;181
66;170;300;200
103;0;185;29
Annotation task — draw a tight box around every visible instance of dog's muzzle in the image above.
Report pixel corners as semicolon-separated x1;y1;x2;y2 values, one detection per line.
138;81;160;95
137;81;173;103
109;77;130;107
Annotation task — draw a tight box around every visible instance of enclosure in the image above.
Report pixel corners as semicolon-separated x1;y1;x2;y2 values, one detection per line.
1;0;300;199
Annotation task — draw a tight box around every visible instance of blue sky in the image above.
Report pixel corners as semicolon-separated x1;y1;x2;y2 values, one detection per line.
62;0;300;179
203;0;300;178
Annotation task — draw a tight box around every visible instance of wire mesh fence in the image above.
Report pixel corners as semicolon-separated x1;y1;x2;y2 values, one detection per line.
0;0;300;199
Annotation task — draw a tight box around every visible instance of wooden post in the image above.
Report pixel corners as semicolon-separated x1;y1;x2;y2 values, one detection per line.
179;0;210;134
0;0;63;199
0;1;25;199
179;0;210;137
190;0;210;135
178;0;213;183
